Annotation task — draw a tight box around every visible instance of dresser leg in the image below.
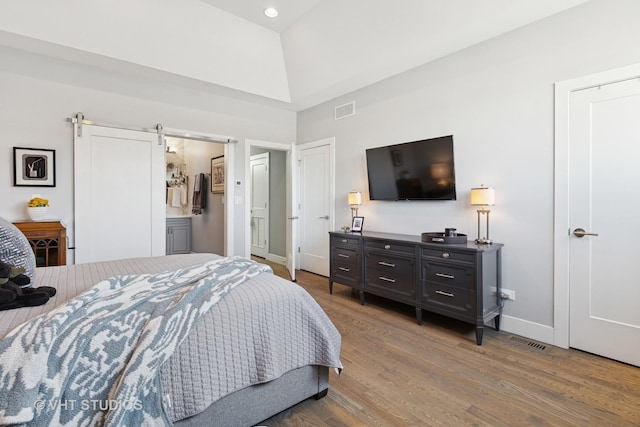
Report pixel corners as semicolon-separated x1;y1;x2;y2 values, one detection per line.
494;315;501;331
416;308;423;325
359;290;365;305
475;327;484;345
329;280;333;294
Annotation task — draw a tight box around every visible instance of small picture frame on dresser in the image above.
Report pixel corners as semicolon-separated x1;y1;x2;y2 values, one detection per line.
351;216;364;232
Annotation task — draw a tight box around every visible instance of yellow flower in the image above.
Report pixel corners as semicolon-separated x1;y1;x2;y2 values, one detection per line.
28;197;49;207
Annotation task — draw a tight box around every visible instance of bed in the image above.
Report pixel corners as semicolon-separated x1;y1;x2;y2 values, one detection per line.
0;252;342;426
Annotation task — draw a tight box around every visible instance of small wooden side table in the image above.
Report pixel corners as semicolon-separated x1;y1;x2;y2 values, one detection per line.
13;221;67;267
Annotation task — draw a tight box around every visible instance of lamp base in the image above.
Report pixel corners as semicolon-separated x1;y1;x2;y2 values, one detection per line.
475;209;492;245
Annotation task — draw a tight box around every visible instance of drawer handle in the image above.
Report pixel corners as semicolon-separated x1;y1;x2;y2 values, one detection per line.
384;244;391;250
442;253;450;259
378;276;396;283
435;273;455;280
378;261;395;267
341;239;347;243
339;267;350;272
435;290;454;298
338;254;350;258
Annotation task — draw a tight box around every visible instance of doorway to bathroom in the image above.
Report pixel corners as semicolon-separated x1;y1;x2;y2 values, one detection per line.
165;137;225;256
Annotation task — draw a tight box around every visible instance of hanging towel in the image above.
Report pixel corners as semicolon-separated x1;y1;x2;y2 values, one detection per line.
171;187;182;207
180;183;188;206
192;173;206;215
167;187;174;205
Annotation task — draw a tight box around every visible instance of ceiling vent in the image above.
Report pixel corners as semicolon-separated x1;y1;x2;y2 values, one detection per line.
335;101;356;120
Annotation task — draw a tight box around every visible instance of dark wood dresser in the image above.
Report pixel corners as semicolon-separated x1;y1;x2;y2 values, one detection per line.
329;230;503;345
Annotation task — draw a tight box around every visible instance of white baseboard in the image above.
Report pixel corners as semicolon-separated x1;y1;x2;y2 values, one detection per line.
498;315;555;346
266;253;286;265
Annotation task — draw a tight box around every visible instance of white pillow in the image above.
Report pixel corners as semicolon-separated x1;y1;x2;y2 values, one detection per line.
0;217;36;282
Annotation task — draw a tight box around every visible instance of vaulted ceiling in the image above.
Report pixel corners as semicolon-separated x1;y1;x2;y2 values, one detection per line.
0;0;590;111
200;0;589;110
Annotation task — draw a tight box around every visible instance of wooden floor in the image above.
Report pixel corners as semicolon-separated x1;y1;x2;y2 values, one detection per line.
254;258;640;426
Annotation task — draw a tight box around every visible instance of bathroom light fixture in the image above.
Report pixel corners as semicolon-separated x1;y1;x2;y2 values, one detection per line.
470;185;495;244
264;7;279;18
348;191;362;218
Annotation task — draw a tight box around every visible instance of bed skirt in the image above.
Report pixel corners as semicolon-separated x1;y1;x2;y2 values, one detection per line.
175;365;329;427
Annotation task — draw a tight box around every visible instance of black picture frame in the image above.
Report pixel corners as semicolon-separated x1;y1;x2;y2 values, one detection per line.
351;216;364;232
13;147;56;187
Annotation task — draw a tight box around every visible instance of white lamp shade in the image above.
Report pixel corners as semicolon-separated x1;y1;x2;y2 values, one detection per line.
348;191;362;206
470;186;495;206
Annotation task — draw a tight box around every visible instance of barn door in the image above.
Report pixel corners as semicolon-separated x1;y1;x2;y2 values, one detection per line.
74;124;165;263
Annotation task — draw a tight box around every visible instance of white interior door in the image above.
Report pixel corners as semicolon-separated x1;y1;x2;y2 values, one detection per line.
298;139;334;276
250;152;269;258
74;124;165;263
568;77;640;367
286;145;297;281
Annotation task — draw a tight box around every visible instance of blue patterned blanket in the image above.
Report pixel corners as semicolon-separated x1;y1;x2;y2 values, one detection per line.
0;256;271;426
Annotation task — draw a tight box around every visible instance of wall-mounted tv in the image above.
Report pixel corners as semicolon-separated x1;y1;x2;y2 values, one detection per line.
365;135;456;201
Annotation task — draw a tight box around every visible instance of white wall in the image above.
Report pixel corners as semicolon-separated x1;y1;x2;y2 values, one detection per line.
0;47;296;260
297;0;640;338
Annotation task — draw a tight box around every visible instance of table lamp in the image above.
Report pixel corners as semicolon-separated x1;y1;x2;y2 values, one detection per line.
348;191;361;218
470;185;495;244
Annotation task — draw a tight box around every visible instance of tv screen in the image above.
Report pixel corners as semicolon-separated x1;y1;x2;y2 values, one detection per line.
366;135;456;201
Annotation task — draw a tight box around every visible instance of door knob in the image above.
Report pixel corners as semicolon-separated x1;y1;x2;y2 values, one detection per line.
319;215;329;219
573;228;599;238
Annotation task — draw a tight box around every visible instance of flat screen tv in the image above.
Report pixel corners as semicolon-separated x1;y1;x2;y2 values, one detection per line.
366;135;456;201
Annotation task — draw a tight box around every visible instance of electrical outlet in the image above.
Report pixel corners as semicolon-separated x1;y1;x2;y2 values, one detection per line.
500;289;516;301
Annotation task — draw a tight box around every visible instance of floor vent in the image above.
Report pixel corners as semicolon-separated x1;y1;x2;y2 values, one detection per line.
510;336;547;351
335;101;356;120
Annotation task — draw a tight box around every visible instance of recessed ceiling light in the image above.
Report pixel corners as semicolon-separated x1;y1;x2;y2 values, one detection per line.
264;7;279;18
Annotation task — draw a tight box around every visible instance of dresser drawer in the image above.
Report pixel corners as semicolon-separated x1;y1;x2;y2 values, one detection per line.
422;282;475;319
422;261;475;290
333;260;358;276
20;230;60;239
332;250;360;277
365;268;414;299
365;239;415;255
422;248;474;263
332;261;360;286
364;252;415;299
333;246;359;263
331;235;361;248
366;252;414;279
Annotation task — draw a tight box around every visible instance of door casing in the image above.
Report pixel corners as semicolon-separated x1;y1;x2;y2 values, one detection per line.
297;137;335;277
244;139;296;279
553;62;640;348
